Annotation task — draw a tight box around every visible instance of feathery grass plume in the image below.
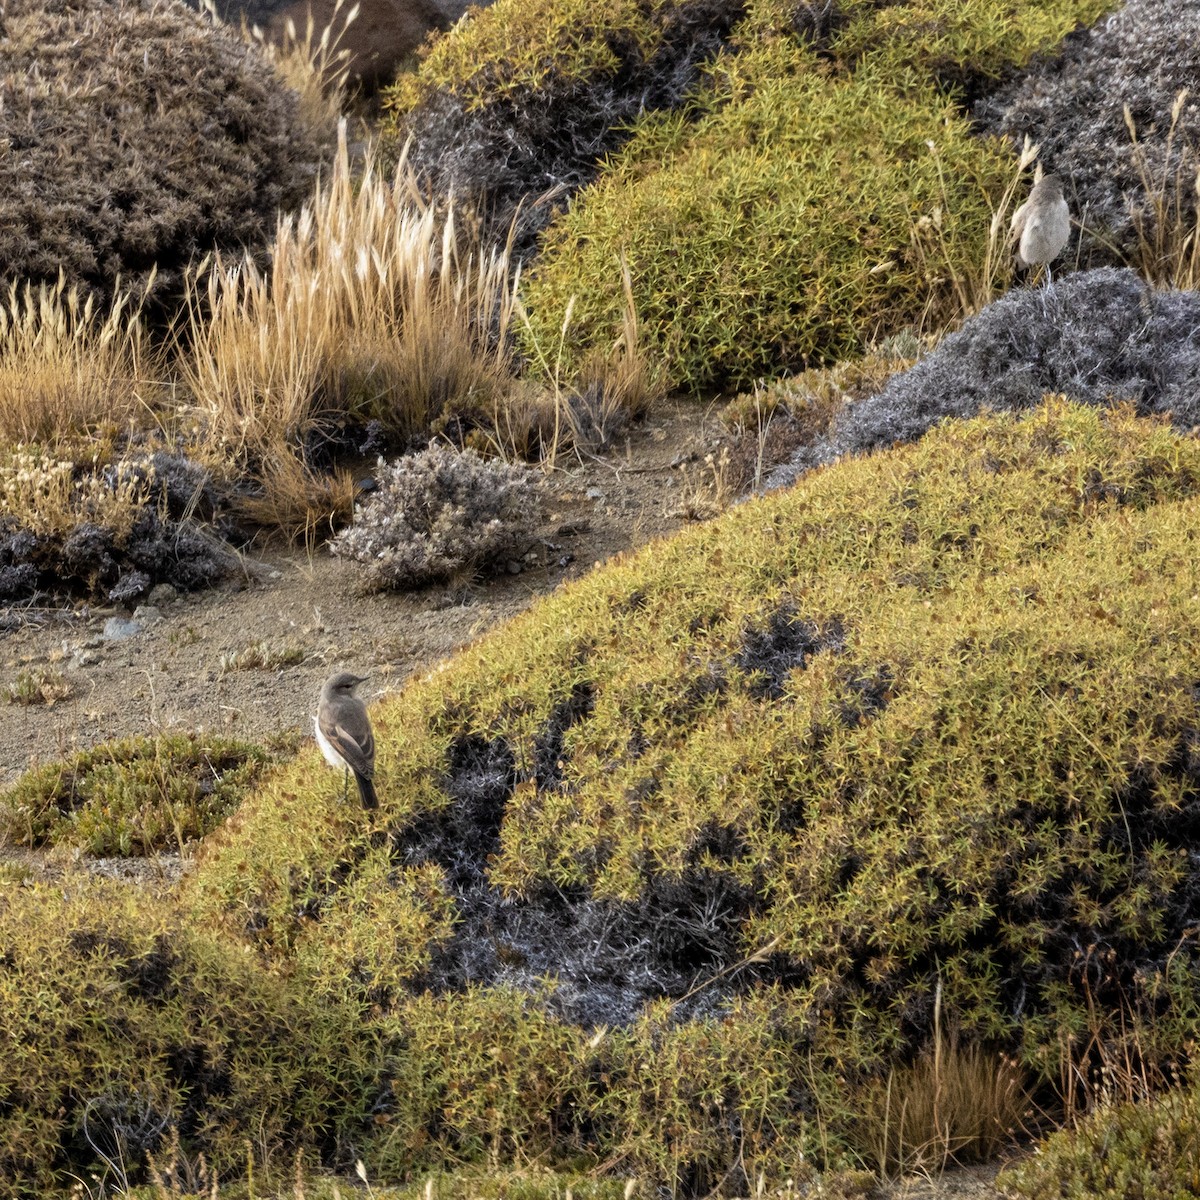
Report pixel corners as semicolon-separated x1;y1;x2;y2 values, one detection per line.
237;0;360;141
180;122;521;531
0;275;160;445
1125;90;1200;289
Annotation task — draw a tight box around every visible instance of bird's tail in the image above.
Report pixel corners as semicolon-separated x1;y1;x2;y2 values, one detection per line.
354;772;378;810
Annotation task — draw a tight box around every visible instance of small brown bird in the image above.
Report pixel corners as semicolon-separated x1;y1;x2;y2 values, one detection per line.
1010;173;1072;281
315;671;377;810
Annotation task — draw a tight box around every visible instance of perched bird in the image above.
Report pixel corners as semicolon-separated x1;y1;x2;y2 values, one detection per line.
1010;173;1072;281
315;672;378;810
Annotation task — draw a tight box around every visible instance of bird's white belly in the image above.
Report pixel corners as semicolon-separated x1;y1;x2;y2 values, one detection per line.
314;716;346;770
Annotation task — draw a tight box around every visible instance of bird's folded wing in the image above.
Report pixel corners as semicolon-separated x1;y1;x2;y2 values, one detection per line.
324;720;375;778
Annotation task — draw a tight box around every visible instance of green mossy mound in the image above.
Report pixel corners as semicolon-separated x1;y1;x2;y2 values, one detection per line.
0;881;373;1198
187;401;1200;1181
0;733;286;856
387;0;1112;388
381;0;745;249
523;41;1010;389
521;0;1114;389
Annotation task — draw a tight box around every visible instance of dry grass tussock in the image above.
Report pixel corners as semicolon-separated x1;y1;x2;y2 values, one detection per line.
179;123;521;525
909;136;1042;327
1124;89;1200;289
0;274;161;445
232;0;360;141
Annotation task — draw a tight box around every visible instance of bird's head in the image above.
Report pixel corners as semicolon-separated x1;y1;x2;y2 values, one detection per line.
1035;173;1065;197
324;671;367;696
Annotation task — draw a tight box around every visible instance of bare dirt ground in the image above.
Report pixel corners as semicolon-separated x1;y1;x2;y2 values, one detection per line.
0;399;731;784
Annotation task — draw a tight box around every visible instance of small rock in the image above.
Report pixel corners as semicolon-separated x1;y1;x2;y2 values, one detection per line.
557;554;575;568
555;521;589;537
523;550;539;563
80;635;105;650
268;570;282;581
506;560;522;575
147;583;177;606
132;605;162;625
102;617;142;642
70;650;100;669
586;487;605;501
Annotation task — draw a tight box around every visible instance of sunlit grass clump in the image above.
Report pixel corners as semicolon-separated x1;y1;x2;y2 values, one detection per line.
0;276;160;446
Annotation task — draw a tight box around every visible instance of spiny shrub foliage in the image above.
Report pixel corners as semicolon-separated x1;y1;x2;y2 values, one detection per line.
765;266;1200;487
190;401;1200;1185
0;446;231;603
383;0;1107;253
389;0;1109;388
381;0;747;249
0;733;280;856
1000;1084;1200;1198
522;0;1116;390
0;881;373;1199
523;41;1010;390
977;0;1200;269
0;0;321;309
331;445;543;589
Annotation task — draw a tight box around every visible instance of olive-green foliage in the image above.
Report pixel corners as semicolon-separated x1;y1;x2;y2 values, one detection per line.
375;1167;634;1200
188;402;1200;1182
0;881;374;1199
380;0;744;254
386;0;1112;390
999;1085;1200;1198
521;41;1011;390
0;0;322;311
826;0;1114;84
0;733;287;856
365;988;822;1189
387;0;664;112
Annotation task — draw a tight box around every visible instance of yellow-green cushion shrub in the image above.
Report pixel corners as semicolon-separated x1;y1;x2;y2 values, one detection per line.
522;42;1010;389
0;733;283;856
999;1085;1200;1198
189;401;1200;1179
0;882;373;1197
380;0;744;248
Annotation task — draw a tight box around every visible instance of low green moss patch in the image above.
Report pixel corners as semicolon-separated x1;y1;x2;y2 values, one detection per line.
1;733;291;856
187;401;1200;1181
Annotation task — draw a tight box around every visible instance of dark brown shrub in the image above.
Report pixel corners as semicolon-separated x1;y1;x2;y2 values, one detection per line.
0;0;323;312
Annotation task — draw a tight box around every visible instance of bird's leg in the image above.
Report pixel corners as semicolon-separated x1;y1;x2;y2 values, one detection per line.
342;766;349;804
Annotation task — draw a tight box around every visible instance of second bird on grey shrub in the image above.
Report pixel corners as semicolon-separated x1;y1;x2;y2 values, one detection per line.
315;671;378;810
1010;173;1072;280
